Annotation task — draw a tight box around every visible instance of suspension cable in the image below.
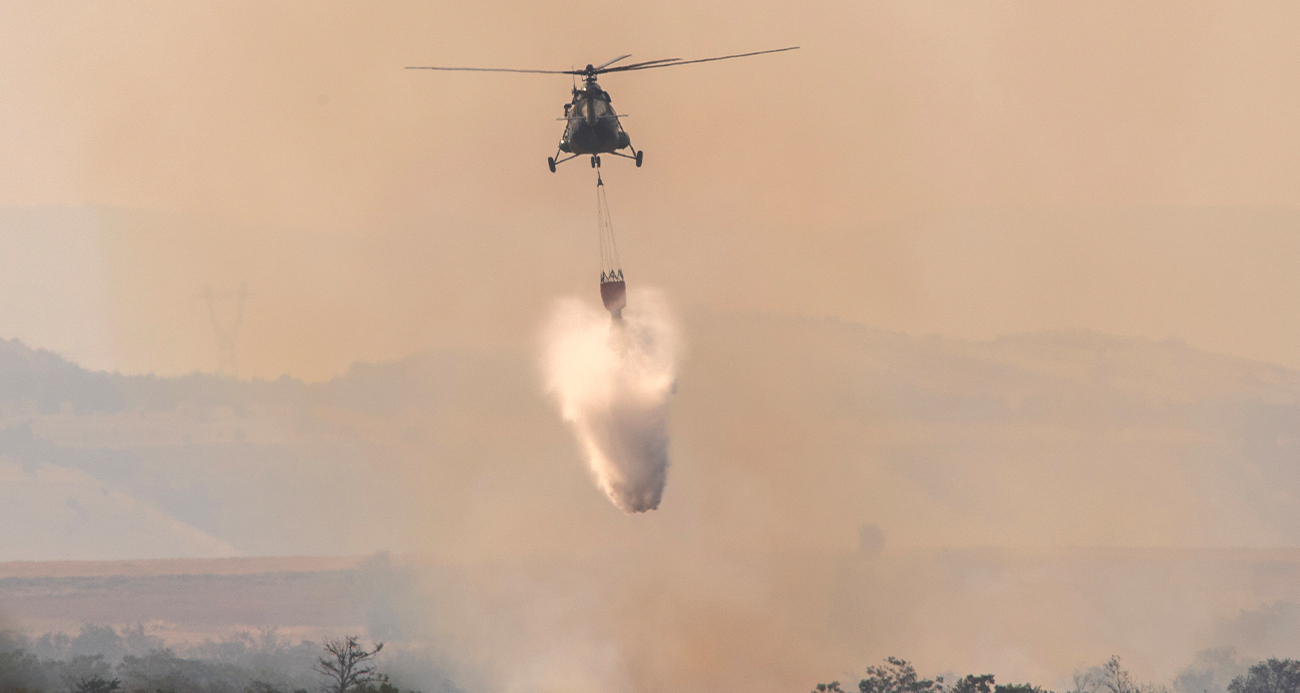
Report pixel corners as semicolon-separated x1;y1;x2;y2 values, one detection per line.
597;172;623;283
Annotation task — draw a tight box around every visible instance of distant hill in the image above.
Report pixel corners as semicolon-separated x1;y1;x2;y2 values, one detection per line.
0;336;535;415
0;310;1298;562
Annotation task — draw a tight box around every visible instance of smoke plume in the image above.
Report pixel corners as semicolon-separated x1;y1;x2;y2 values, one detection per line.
544;289;678;513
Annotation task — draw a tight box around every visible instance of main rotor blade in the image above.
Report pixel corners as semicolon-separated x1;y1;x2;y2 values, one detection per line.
405;47;796;76
597;58;682;73
405;66;575;74
593;54;634;71
599;46;799;74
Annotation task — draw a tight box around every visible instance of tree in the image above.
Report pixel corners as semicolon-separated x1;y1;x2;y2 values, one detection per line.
354;673;404;693
995;685;1050;693
0;646;45;692
859;657;945;693
951;675;997;693
814;658;943;693
1227;659;1300;693
1074;656;1166;693
949;673;1045;693
315;637;384;693
71;674;121;693
814;660;1055;693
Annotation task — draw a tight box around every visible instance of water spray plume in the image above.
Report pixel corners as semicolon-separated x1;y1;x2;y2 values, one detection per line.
544;289;678;512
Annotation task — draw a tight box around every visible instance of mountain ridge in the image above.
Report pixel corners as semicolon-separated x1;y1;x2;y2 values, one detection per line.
1;310;1298;560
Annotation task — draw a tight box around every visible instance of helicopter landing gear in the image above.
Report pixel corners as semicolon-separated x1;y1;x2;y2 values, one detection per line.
547;152;577;171
605;147;642;167
590;155;601;168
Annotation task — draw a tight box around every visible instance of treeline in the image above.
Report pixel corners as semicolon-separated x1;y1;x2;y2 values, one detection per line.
815;655;1300;693
0;627;442;693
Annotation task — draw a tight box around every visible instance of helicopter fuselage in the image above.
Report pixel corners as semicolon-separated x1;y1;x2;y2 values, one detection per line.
558;79;632;155
408;46;798;171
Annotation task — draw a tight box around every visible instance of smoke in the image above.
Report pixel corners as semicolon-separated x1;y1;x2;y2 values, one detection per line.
543;288;678;513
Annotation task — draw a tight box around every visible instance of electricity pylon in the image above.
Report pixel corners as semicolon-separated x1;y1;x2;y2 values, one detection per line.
203;282;249;379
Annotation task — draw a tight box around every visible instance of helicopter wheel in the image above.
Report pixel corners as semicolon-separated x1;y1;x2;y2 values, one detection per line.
547;157;557;173
635;150;643;168
590;156;596;168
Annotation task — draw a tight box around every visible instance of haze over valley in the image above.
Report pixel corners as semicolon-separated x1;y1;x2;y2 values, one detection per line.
4;310;1300;691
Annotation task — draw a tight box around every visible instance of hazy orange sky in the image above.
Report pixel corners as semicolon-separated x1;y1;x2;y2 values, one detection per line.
1;1;1299;379
6;8;1300;686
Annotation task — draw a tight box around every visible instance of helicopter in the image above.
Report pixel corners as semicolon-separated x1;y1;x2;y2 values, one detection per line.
406;47;798;172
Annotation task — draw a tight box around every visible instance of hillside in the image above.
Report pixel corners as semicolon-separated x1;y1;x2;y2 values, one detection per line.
0;310;1298;561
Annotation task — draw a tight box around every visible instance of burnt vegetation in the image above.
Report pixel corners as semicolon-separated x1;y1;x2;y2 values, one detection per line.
812;655;1300;693
4;624;1300;693
0;628;437;693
